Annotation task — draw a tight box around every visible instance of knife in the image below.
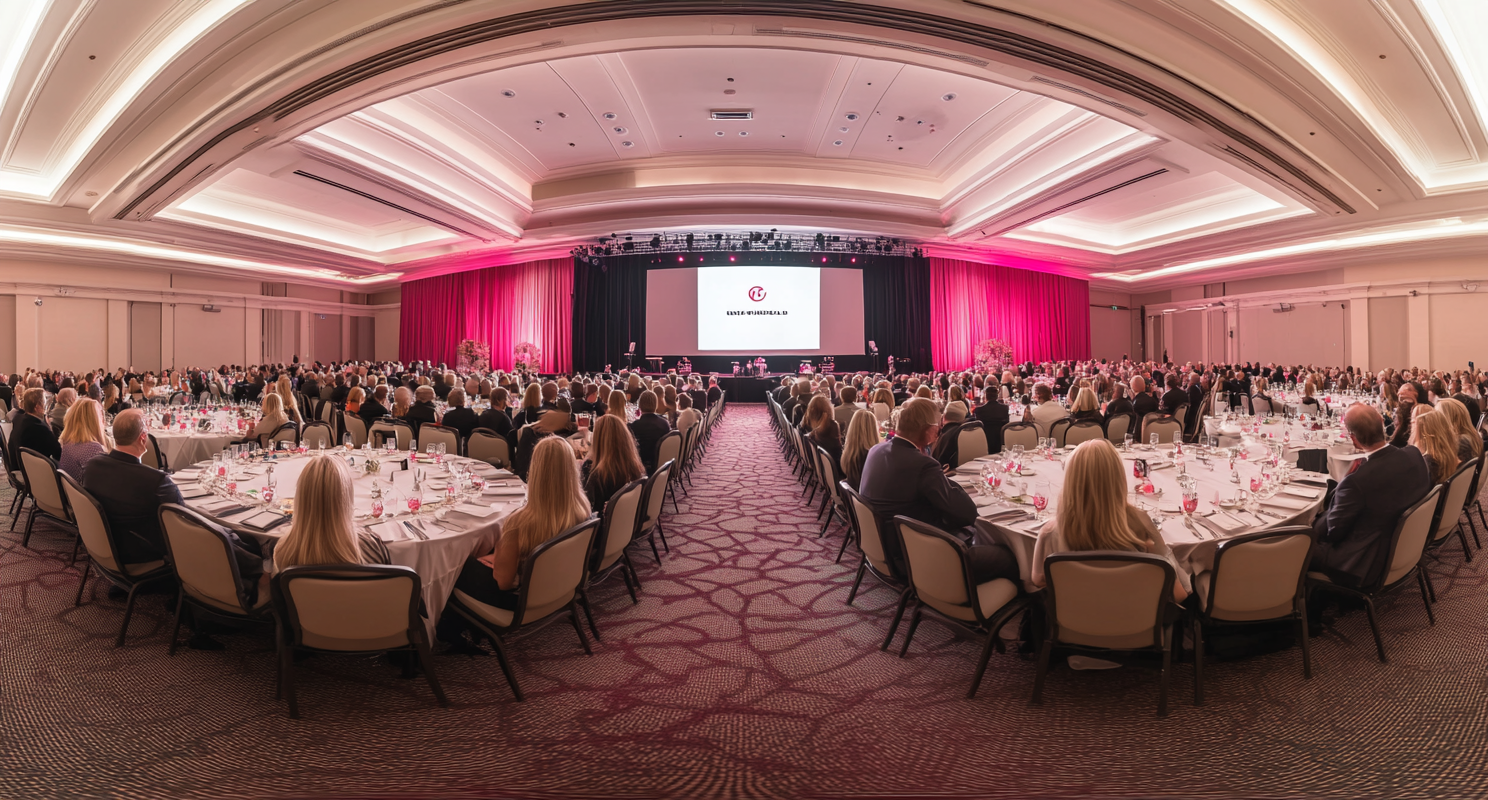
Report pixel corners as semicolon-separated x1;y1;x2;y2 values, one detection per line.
401;520;428;541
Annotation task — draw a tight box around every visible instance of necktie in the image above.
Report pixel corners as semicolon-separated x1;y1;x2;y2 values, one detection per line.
1348;458;1363;476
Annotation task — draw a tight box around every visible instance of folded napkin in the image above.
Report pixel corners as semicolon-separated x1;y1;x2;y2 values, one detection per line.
370;520;409;542
1292;475;1329;487
454;502;499;518
174;470;202;480
178;487;212;500
1206;512;1249;534
1282;486;1321;499
1262;494;1312;510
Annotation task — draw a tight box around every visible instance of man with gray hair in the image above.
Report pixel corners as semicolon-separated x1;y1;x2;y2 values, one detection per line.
81;410;185;567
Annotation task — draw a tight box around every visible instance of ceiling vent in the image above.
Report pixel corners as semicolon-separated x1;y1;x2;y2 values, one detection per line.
710;110;753;121
1274;303;1295;313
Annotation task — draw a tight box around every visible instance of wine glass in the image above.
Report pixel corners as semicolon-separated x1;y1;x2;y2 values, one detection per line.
1030;482;1049;521
1182;486;1199;517
371;495;385;519
437;442;447;464
407;494;422;515
1124;433;1133;450
343;433;354;451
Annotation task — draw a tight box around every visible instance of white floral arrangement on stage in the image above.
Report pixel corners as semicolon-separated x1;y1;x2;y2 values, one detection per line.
513;342;542;372
457;339;491;373
974;338;1013;374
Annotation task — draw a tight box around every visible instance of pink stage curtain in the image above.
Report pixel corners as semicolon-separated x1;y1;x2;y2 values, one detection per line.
399;258;573;372
929;257;1091;370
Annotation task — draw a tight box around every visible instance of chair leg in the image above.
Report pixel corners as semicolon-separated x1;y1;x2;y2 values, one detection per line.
835;523;854;563
21;504;37;548
1416;569;1436;626
1157;630;1172;717
1031;638;1053;705
818;507;833;536
648;532;662;563
1455;524;1473;562
882;589;911;651
967;629;998;699
280;640;300;719
167;588;186;656
1465;511;1482;549
897;605;923;658
620;562;639;604
578;589;601;642
1363;597;1387;663
487;630;524;701
1423;564;1438;603
622;551;643;594
666;482;679;514
69;531;82;566
73;560;91;607
568;602;593;655
656;520;669;553
1192;615;1204;706
414;638;449;708
845;560;867;605
1297;599;1312;680
115;583;143;647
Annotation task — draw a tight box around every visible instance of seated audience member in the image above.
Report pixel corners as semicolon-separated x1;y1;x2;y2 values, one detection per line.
405;385;441;436
973;386;1009;455
1130;376;1159;420
1408;409;1460;485
390;386;412;420
253;392;291;445
1027;383;1069;438
606;389;629;421
81;411;188;566
441;389;479;442
477;387;515;439
628;390;671;474
102;383;130;416
273;455;390;572
834;386;861;430
1160;373;1187;415
276;376;303;425
1031;439;1189;601
707;377;722;407
871;387;895;423
12;387;61;463
840;409;881;492
59;398;110;481
514;383;544;428
930;402;971;468
1434;397;1484;465
581;413;647;510
1312;404;1431;589
858;398;1018;581
358;384;390;424
806;395;843;464
47;387;76;435
1069;388;1103;423
345;386;364;415
451;437;591;614
512;410;575;481
1389;383;1419;448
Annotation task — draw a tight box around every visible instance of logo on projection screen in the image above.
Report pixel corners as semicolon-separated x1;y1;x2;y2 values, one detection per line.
748;286;766;302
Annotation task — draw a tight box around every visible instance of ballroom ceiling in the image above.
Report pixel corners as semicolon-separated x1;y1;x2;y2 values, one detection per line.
0;0;1486;289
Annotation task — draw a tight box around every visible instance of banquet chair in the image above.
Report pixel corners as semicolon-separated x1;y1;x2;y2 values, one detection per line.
143;433;168;472
447;518;601;701
1457;457;1486;550
1063;420;1104;447
369;419;412;450
158;504;273;655
586;478;647;612
1251;395;1273;416
266;422;300;449
1035;552;1184;715
1104;412;1136;445
654;431;682;511
1307;484;1441;663
635;460;675;563
1423;458;1478;564
273;564;447;719
0;426;32;528
1300;397;1323;416
316;399;337;428
340;412;368;448
894;516;1030;698
1237;395;1253;415
208;383;222;403
467;428;511;468
1171;403;1191;442
300;421;334;450
872;402;891;424
841;485;911;648
0;398;8;415
169;391;190;405
1048;418;1073;448
675;423;701;493
1143;415;1183;445
956;421;989;466
1001;422;1038;452
19;448;77;555
416;423;460;456
61;474;174;647
1192;527;1314;704
814;446;850;539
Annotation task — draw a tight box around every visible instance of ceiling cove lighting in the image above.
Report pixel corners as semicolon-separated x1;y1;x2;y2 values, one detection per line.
1094;218;1488;283
0;0;253;199
0;225;397;284
1416;0;1488;134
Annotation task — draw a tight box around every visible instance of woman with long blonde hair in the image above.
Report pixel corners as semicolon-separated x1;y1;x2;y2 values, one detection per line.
273;456;389;570
840;408;881;491
59;398;111;481
453;436;592;611
581;413;645;509
515;382;544;427
1435;397;1483;463
276;375;303;425
1030;439;1189;600
252;391;290;444
606;388;629;421
391;385;412;419
1409;409;1460;484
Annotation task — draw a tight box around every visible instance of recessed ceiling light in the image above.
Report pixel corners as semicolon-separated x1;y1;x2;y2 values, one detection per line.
501;90;516;98
839;126;849;132
621;141;634;147
613;127;627;134
715;131;724;136
723;89;737;95
833;140;843;146
739;131;749;136
534;119;544;125
603;112;616;120
84;191;97;197
942;93;957;101
845;113;859;121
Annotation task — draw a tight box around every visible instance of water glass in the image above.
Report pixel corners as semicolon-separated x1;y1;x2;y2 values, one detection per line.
1124;433;1133;450
437;442;446;463
1150;432;1159;448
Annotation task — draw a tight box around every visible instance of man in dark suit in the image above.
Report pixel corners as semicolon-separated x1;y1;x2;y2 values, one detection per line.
974;386;1010;454
440;389;480;442
706;377;722;408
1450;382;1482;427
358;384;390;425
629;390;672;474
1160;373;1187;415
82;408;185;565
476;387;515;440
1130;376;1159;420
404;385;439;436
772;377;793;404
858;398;1017;581
11;387;60;464
1312;405;1431;589
1186;373;1205;417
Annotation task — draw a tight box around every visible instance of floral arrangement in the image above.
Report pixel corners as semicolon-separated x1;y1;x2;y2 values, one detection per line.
456;339;490;373
512;341;542;372
973;338;1013;374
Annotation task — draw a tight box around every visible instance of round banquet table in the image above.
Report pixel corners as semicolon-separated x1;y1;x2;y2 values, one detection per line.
176;452;522;638
969;441;1327;592
150;429;239;469
1203;416;1363;481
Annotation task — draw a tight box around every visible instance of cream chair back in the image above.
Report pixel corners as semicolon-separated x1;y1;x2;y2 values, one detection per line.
897;518;974;622
1044;554;1172;650
159;505;248;613
61;473;119;573
519;519;599;624
1386;484;1443;585
596;480;645;572
1207;529;1311;622
20;449;68;521
417;424;459;455
279;568;416;651
956;423;988;465
467;429;510;467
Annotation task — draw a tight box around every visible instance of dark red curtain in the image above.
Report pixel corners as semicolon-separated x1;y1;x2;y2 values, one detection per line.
929;257;1091;370
399;258;573;372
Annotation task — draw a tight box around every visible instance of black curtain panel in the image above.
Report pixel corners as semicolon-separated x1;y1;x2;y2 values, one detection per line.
570;252;930;374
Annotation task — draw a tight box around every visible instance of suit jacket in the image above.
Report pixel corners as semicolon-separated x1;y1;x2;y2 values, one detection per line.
706;386;722;407
859;438;978;571
1160;388;1187;416
1311;444;1430;589
973;401;1010;454
1104;396;1134;423
12;412;60;464
81;450;184;566
1131;391;1159;420
833;401;861;431
358;398;389;425
476;407;515;440
404;401;438;436
629;413;672;474
441;407;479;442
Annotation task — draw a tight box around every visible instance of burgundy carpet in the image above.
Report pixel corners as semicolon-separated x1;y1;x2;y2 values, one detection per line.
2;404;1487;799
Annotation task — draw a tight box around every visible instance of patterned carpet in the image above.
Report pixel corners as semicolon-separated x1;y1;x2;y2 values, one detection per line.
3;404;1487;799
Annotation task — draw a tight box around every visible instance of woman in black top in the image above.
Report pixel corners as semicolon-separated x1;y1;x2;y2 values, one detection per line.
581;413;646;510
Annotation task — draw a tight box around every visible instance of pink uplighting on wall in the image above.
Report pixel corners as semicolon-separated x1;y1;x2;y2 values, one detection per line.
929;257;1091;370
399;258;573;372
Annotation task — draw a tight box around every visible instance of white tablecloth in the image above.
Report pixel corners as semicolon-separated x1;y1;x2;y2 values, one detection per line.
1203;417;1360;481
151;430;239;470
969;442;1325;590
181;453;515;637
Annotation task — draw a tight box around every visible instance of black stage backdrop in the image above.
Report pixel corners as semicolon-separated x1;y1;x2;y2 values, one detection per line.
571;251;930;374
